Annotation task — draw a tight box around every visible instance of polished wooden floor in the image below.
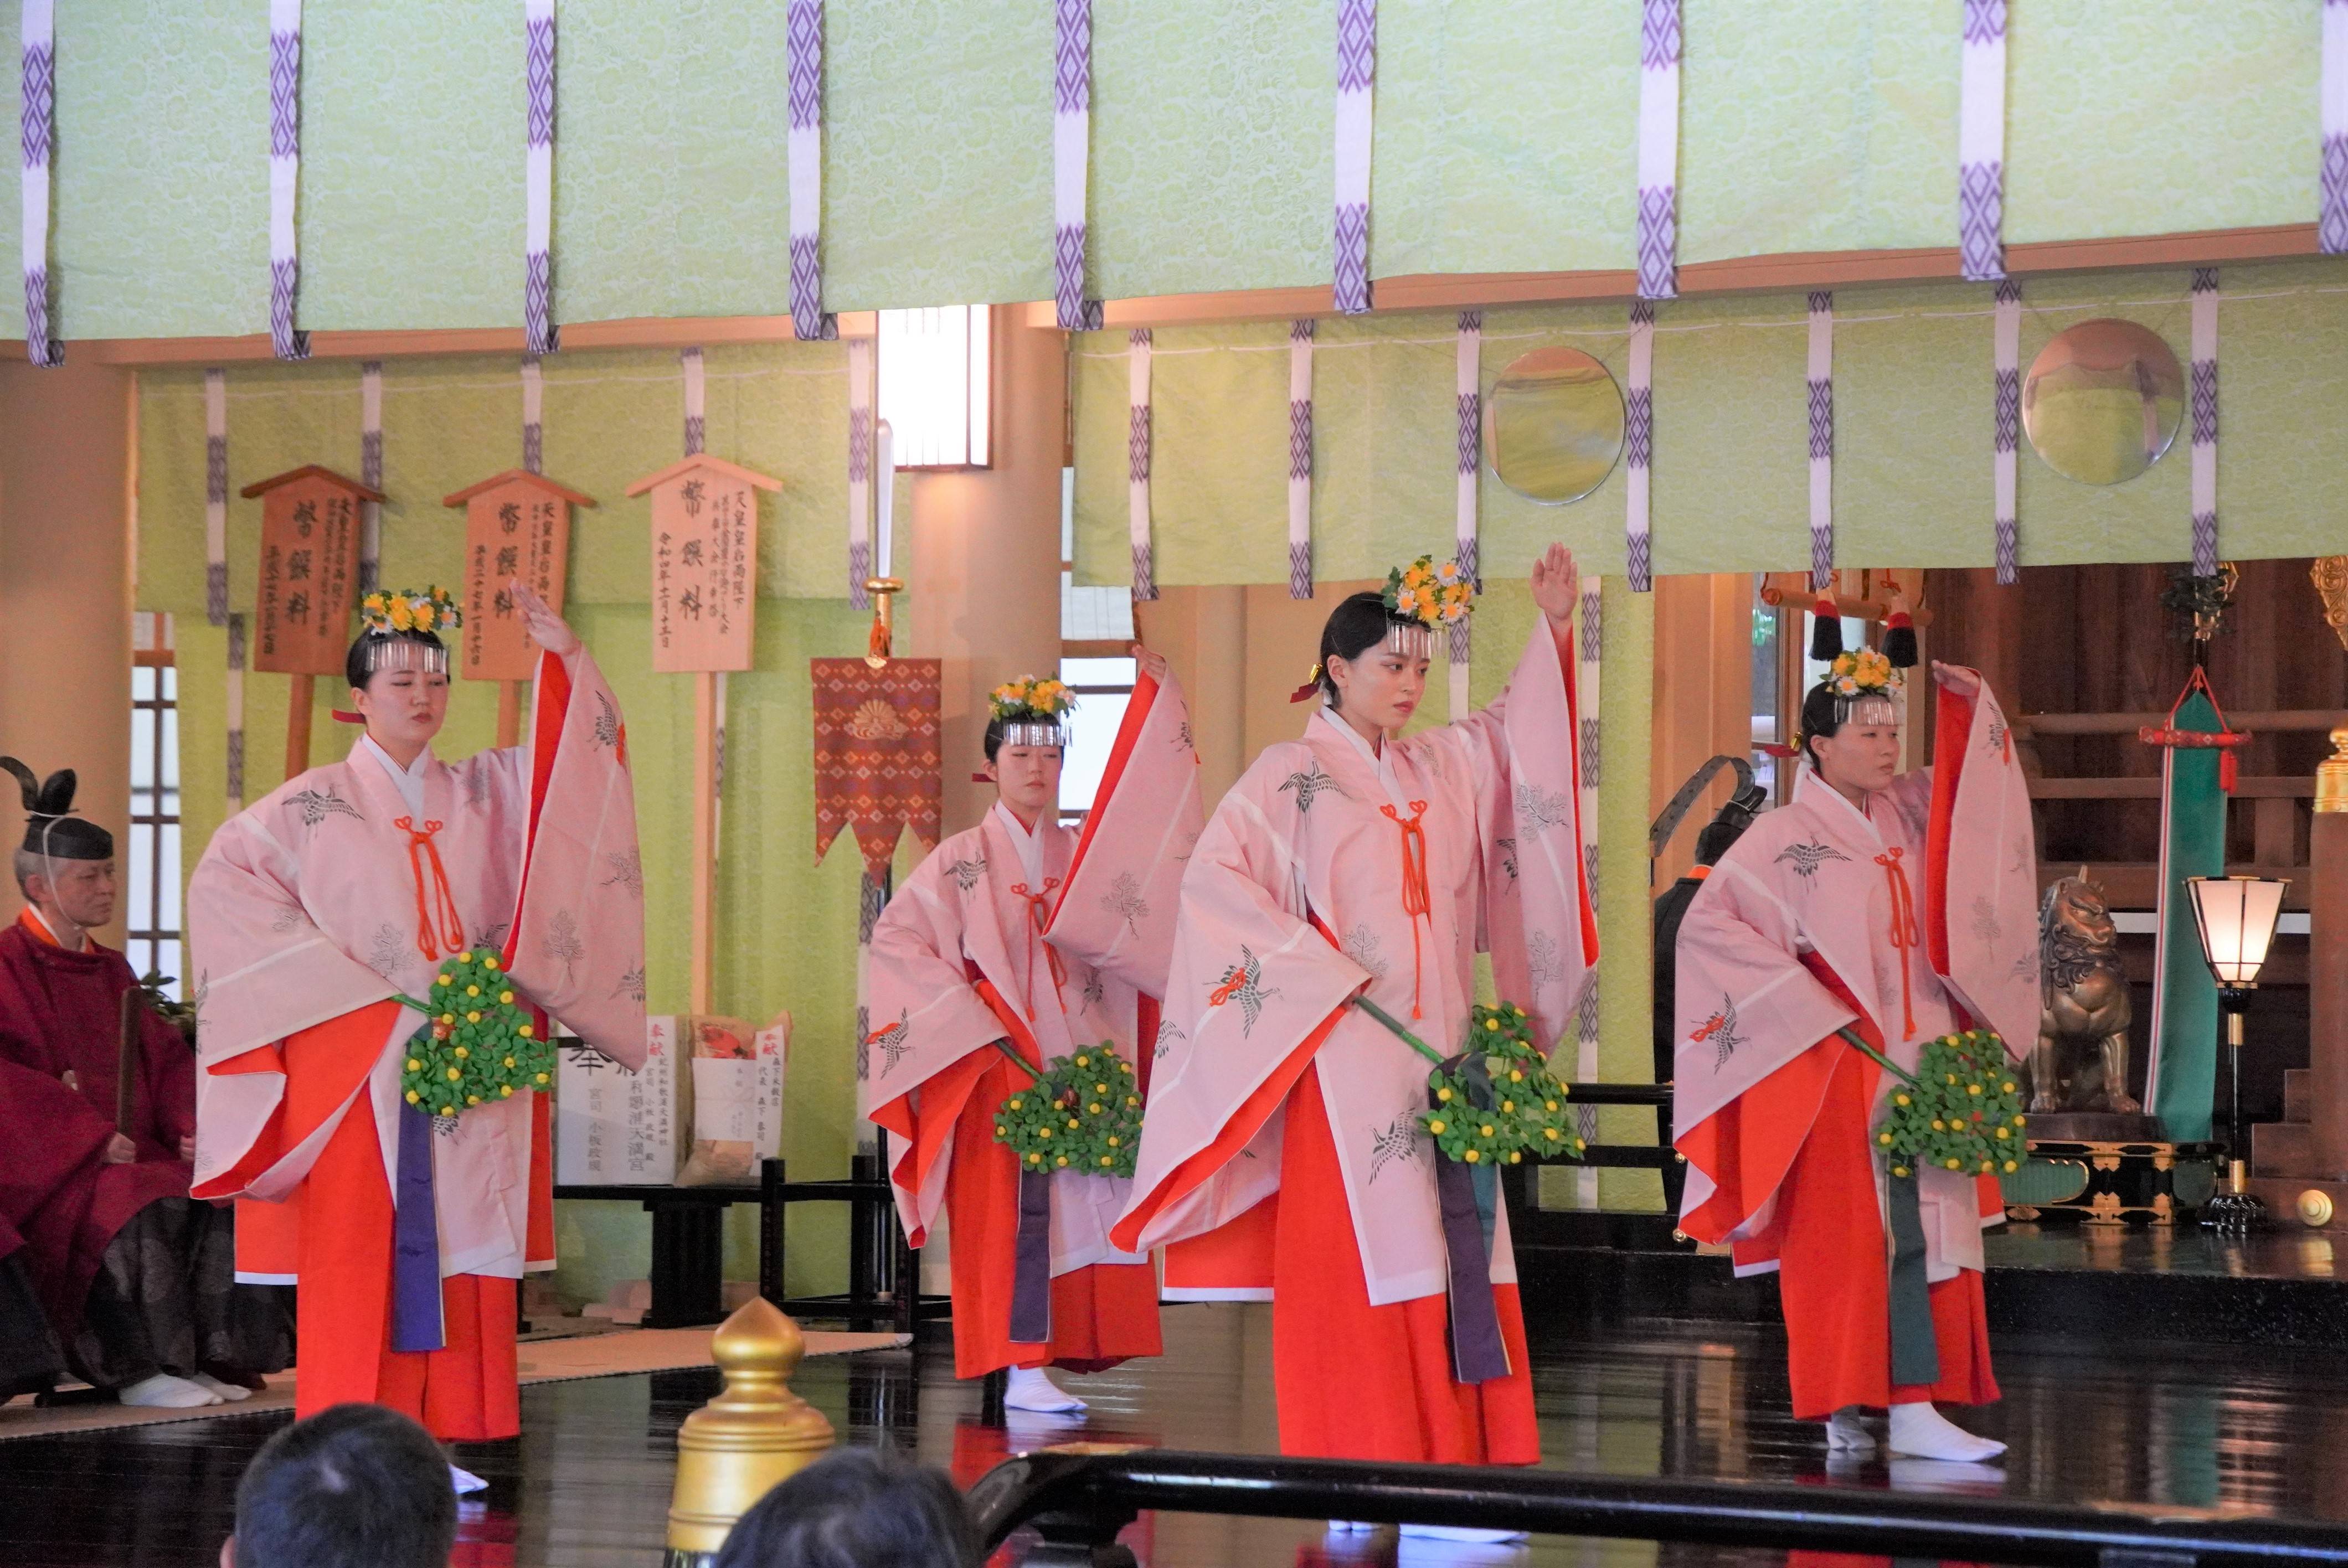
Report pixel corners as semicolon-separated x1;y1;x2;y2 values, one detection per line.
7;1299;2348;1567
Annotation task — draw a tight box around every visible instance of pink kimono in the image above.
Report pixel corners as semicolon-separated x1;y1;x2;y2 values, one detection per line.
1672;670;2038;1419
188;643;646;1438
862;667;1198;1379
1113;618;1593;1463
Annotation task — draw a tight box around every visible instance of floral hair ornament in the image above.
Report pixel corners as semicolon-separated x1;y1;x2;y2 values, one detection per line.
1826;647;1902;727
353;587;462;677
1380;554;1475;660
988;675;1075;750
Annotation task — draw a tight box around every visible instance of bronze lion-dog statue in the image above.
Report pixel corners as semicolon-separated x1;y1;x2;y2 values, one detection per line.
2031;870;2141;1116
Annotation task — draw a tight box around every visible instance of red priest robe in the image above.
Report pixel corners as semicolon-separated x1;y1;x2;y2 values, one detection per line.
188;644;646;1440
861;669;1198;1381
1113;618;1594;1464
0;911;199;1340
1671;669;2040;1420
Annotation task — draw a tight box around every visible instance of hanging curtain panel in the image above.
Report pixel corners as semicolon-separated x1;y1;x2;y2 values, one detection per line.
1288;319;1315;600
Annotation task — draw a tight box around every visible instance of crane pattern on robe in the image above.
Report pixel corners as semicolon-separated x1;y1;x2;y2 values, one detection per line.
1773;839;1850;880
287;786;363;830
1688;992;1745;1070
1206;945;1280;1035
1368;1113;1427;1182
1278;760;1345;814
866;1009;913;1077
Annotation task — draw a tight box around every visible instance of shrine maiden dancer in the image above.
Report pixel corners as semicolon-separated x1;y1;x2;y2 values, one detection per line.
862;654;1198;1413
189;585;645;1447
1671;613;2039;1464
1114;545;1594;1538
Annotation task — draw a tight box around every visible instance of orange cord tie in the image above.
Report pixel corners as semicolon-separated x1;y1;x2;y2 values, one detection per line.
1381;801;1433;1019
1008;878;1067;1020
1875;846;1922;1041
395;816;468;964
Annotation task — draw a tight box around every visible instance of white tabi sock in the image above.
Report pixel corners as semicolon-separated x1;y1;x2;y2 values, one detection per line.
1825;1406;1877;1453
1002;1365;1086;1413
1888;1401;2005;1463
118;1373;221;1409
192;1373;254;1402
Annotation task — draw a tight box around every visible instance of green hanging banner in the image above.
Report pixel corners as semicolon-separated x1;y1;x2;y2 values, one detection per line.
2142;669;2242;1143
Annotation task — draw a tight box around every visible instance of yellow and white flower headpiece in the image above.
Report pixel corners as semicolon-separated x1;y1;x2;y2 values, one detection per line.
354;586;461;676
1378;554;1475;659
988;674;1075;748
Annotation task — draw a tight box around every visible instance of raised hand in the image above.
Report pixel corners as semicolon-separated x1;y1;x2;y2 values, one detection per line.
1132;643;1171;687
511;580;580;656
1528;541;1579;626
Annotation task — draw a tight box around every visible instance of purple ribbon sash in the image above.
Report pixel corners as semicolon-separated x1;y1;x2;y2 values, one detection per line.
391;1097;446;1354
1432;1054;1511;1384
1009;1168;1055;1345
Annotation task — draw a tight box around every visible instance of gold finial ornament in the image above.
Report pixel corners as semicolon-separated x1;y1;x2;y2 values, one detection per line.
2313;556;2348;653
666;1297;837;1558
2299;1189;2336;1229
2317;728;2348;817
864;577;904;668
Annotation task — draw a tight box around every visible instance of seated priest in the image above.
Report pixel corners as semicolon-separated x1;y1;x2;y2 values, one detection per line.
0;759;290;1408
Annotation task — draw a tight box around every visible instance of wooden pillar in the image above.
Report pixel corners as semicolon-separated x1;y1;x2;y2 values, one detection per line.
1649;573;1753;888
284;674;315;778
2310;729;2348;1179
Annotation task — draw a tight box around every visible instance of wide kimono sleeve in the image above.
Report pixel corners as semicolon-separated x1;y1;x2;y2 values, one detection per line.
1109;748;1370;1255
1414;616;1597;1055
502;643;648;1070
1667;848;1861;1247
861;842;1023;1248
1921;669;2040;1055
1046;662;1202;999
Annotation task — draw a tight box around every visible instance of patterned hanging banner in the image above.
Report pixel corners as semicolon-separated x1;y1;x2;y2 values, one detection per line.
2190;269;2220;577
1573;573;1603;1205
1053;0;1101;331
2326;0;2348;253
1625;301;1656;591
1806;291;1835;590
1991;281;2021;584
1450;310;1480;718
1957;0;2007;281
523;0;558;353
681;345;706;456
1332;0;1375;314
358;360;384;594
19;0;59;367
847;335;873;609
267;0;308;360
1128;328;1156;600
786;0;835;341
1635;0;1681;301
521;353;545;473
205;368;230;626
1287;319;1315;599
225;613;248;813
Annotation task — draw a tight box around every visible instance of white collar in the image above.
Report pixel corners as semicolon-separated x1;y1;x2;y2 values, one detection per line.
24;901;85;952
359;735;435;818
1793;765;1882;847
990;801;1048;887
1312;704;1409;808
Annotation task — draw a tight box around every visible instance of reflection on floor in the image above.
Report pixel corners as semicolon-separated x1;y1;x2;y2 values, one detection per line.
6;1299;2347;1568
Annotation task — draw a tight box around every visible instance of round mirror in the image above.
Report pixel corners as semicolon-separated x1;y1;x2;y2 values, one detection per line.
2021;319;2186;485
1484;347;1626;505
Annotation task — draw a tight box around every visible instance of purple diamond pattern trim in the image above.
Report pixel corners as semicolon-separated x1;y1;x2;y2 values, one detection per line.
2324;135;2348;255
2191;360;2218;447
1456;392;1479;476
848;539;871;610
1580;715;1601;787
684;414;706;457
786;1;823;131
1579;595;1602;664
1055;0;1090;115
1291;318;1315;344
228;612;246;670
207;564;230;627
1994;368;2020;453
361;427;383;489
226;729;245;803
1449;619;1470;667
207;436;227;504
1636;185;1677;300
1961;0;2006;47
1333;203;1370;315
1994;518;2018;586
270;258;308;362
1337;0;1376;92
1289;540;1313;600
1131;541;1157;602
1806;380;1833;461
1288;398;1312;481
24;269;58;368
1626;386;1654;468
269;30;301;158
2192;266;2220;293
1456;534;1479;590
1810;525;1834;592
22;40;53;164
1641;0;1680;69
1958;160;2004;281
1127;404;1151;484
522;422;543;475
848;404;872;483
526;14;556;147
2191;512;2218;578
790;233;825;343
1627;531;1652;594
1055;221;1088;331
525;251;556;355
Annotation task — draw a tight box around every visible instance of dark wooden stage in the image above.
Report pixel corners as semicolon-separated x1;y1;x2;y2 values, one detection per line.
9;1246;2348;1568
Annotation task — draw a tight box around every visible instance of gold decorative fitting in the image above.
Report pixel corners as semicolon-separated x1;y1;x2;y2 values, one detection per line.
2316;727;2348;816
2299;1189;2336;1229
665;1297;837;1555
2313;555;2348;653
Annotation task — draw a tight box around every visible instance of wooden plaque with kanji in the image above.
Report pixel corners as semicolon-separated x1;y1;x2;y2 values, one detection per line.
443;470;593;681
626;455;782;674
242;466;383;676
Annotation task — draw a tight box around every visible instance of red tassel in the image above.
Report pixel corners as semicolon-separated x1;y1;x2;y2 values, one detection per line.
971;771;993;783
1288;679;1321;704
2221;749;2239;794
331;709;365;724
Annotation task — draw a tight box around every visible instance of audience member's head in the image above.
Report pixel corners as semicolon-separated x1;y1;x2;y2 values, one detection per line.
224;1403;457;1568
713;1447;980;1568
